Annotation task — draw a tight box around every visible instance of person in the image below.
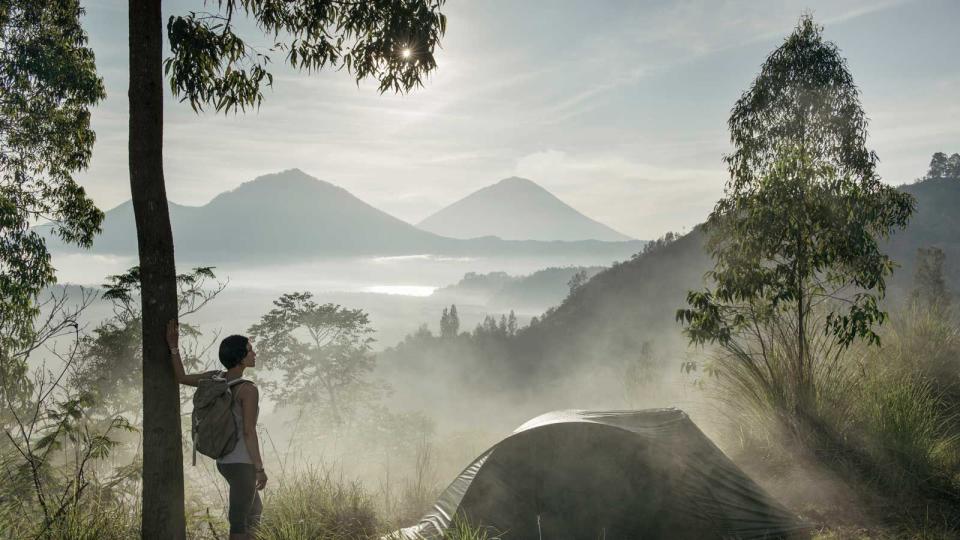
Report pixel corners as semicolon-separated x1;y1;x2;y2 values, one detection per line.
167;319;267;539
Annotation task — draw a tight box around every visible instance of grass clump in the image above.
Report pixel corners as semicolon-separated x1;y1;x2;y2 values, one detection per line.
255;467;378;540
439;516;500;539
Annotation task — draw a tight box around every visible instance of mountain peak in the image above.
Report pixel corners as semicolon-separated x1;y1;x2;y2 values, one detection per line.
207;168;350;207
417;177;632;242
236;168;333;190
495;176;540;187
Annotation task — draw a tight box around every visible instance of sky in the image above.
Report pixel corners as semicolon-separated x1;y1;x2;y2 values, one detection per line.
79;0;960;240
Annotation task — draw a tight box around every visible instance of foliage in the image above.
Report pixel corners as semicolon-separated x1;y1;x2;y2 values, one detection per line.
440;304;459;338
566;270;589;297
68;266;226;417
840;299;960;521
632;231;680;259
0;0;105;347
435;266;605;311
926;152;960;180
0;288;137;535
677;15;914;433
854;368;959;494
439;517;500;540
473;313;518;340
164;0;448;113
720;293;960;534
248;292;378;425
881;289;960;414
0;493;140;540
380;306;526;396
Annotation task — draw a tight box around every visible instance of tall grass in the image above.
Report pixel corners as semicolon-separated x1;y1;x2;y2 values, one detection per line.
712;300;960;534
0;494;138;540
254;466;379;540
377;438;439;531
856;370;959;493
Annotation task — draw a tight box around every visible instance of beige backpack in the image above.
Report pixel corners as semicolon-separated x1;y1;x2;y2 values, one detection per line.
191;372;247;465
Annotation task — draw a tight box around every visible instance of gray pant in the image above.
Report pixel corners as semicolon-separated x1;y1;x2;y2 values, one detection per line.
217;462;263;534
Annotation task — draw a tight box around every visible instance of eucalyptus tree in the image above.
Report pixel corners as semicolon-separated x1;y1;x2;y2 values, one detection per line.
677;15;914;435
0;0;104;350
127;2;446;535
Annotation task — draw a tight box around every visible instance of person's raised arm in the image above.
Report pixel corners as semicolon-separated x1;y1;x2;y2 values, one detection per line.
239;384;268;490
166;319;204;387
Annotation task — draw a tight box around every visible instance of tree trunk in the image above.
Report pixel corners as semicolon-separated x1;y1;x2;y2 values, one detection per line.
129;0;186;537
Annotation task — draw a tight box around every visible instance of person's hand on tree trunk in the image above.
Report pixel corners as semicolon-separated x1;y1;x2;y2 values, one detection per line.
166;319;179;352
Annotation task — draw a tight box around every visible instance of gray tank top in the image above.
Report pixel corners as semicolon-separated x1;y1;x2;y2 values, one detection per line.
217;381;255;464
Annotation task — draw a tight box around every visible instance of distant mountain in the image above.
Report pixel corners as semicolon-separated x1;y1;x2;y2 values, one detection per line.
42;169;645;262
417;176;632;242
431;266;606;311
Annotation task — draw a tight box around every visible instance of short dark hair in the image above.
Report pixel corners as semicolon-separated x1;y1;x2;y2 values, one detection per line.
219;335;250;369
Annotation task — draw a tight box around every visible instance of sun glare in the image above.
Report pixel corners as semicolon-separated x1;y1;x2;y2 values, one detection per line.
401;48;412;59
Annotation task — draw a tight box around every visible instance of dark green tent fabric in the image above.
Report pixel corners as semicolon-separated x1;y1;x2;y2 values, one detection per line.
387;409;808;539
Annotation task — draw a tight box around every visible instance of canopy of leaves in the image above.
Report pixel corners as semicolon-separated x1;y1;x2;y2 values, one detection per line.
247;292;376;422
164;0;447;112
0;0;105;346
926;151;960;180
678;15;914;349
69;266;224;414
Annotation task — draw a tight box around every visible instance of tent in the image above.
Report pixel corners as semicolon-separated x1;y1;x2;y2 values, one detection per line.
387;409;808;539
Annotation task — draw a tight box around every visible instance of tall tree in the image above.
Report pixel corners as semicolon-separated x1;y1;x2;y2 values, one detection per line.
247;292;376;426
947;153;960;178
441;304;459;338
912;247;950;313
567;269;588;297
0;0;104;349
127;2;446;536
677;15;914;434
449;304;460;336
127;2;181;534
440;306;450;337
927;152;949;179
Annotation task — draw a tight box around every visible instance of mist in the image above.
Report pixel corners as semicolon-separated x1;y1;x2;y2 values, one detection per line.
3;1;960;539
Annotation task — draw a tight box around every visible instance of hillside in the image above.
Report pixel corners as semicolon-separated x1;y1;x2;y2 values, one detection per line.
42;169;645;263
887;176;960;297
509;174;960;378
417;176;632;242
431;266;605;311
